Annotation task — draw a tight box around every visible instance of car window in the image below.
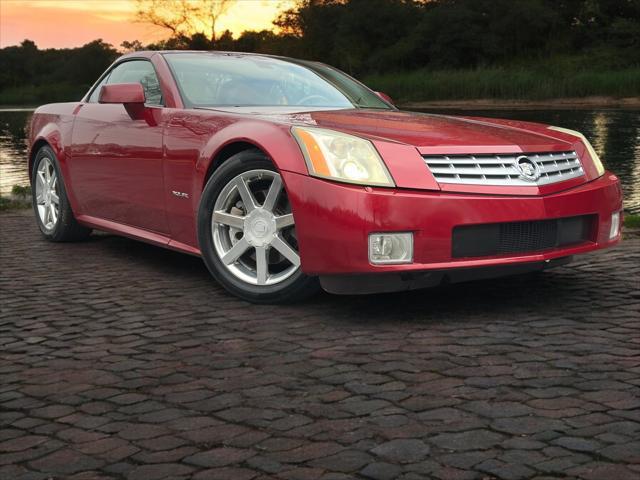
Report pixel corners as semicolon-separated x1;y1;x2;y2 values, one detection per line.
89;60;164;106
164;53;391;110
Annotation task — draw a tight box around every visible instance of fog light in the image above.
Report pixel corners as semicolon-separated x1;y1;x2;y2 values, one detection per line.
369;232;413;264
609;211;621;239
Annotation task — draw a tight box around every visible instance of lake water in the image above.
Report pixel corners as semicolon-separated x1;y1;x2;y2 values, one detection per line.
1;108;638;213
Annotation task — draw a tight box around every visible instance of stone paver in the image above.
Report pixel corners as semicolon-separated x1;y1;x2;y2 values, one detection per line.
1;211;639;479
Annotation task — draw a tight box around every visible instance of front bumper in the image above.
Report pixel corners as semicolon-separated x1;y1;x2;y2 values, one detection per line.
283;171;622;287
319;256;574;294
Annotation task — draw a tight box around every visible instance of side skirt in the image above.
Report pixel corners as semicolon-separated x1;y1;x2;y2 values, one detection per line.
76;215;202;257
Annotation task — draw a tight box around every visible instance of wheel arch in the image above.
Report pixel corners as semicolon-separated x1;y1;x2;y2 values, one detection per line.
29;138;53;180
195;121;308;196
202;140;265;190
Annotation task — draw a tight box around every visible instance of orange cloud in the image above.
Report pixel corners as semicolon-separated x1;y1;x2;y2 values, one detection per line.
0;0;295;49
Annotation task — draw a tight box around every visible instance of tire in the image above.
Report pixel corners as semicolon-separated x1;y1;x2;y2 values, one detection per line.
31;145;92;242
197;150;320;303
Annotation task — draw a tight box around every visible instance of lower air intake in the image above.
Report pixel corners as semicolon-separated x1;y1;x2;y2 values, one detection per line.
452;215;594;258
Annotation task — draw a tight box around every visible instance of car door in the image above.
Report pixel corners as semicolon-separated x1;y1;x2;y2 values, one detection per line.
69;59;169;234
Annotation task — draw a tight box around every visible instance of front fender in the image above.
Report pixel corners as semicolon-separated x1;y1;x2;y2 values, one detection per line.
192;119;308;209
197;120;307;176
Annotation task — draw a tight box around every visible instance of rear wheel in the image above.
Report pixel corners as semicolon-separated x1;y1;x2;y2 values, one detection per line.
31;146;91;241
198;150;319;303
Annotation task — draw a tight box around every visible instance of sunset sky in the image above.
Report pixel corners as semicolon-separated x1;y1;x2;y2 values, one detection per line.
0;0;296;49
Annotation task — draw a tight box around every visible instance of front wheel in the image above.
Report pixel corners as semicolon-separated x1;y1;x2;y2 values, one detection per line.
197;151;320;303
31;146;91;242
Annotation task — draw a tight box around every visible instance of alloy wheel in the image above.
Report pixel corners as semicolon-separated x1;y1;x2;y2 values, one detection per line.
211;169;300;286
35;157;60;231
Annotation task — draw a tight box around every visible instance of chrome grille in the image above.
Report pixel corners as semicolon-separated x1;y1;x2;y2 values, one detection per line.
423;151;584;186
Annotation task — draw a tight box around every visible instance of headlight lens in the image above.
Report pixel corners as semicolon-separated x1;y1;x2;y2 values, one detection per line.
548;126;605;177
292;126;395;187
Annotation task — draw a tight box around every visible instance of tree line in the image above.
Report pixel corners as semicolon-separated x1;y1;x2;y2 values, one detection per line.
1;0;638;103
137;0;640;73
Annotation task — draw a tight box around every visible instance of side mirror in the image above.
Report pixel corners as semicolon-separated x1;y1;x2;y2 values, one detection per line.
99;83;147;120
375;91;394;105
99;83;146;105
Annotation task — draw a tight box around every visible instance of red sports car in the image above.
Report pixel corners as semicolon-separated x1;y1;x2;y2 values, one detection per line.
28;51;623;303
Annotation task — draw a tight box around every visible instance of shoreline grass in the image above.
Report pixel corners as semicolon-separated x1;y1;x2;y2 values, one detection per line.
0;197;30;211
0;185;31;211
365;67;640;103
625;214;640;229
0;83;87;106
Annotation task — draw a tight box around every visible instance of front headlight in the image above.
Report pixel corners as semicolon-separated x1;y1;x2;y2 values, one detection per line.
291;126;395;187
548;126;605;177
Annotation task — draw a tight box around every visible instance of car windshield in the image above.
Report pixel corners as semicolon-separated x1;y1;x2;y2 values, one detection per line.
163;53;392;110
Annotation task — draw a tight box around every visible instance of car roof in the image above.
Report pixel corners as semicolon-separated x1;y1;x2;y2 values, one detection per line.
120;50;290;61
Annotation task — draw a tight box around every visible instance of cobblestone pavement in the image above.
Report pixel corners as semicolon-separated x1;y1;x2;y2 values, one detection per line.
1;210;639;480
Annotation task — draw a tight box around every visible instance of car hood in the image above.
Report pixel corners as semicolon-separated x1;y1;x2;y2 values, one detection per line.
286;109;574;153
203;107;575;152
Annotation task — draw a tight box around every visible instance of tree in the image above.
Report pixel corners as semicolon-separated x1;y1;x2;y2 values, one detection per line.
135;0;231;42
273;0;424;73
121;40;145;52
63;40;120;85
